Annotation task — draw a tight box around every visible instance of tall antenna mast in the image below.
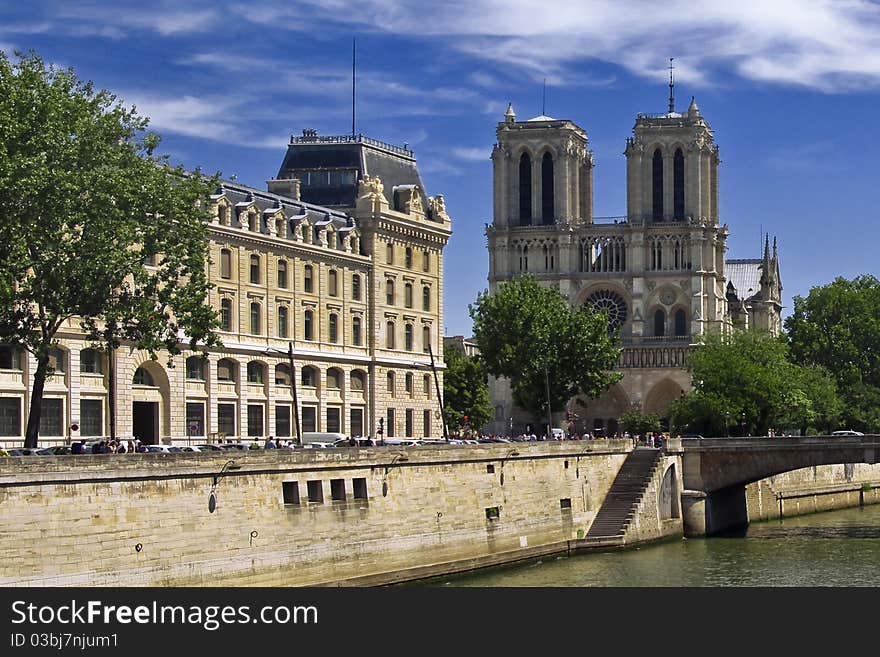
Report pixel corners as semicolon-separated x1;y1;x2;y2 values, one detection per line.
668;57;675;113
351;37;356;137
542;77;546;116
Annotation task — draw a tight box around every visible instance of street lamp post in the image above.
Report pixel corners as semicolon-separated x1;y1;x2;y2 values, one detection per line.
264;341;301;446
741;412;746;437
725;411;730;437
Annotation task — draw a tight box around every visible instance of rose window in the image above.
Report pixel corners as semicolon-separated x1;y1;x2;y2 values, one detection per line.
586;289;628;330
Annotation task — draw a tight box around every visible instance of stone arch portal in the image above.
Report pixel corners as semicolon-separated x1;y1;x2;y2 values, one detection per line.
571;383;630;437
131;360;170;444
644;379;685;418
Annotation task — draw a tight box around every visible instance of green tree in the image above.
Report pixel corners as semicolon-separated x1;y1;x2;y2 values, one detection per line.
469;275;621;428
618;408;661;437
785;275;880;431
0;51;221;447
442;346;493;434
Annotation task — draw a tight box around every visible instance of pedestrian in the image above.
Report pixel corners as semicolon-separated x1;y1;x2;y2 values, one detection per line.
127;439;135;454
264;435;277;449
348;435;357;447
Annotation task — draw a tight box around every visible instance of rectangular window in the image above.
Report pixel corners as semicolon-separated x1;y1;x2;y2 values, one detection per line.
326;407;341;433
307;480;323;504
301;406;317;432
353;478;368;500
218;403;236;437
186;402;205;437
387;408;395;438
276;405;291;438
330;479;346;501
40;398;63;436
80;399;103;437
560;498;572;509
0;398;21;437
405;409;413;437
247;404;265;437
485;506;500;520
350;408;363;437
423;409;431;438
283;482;300;505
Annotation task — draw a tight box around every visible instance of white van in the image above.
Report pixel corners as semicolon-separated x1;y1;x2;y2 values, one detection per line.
550;427;565;440
301;432;347;448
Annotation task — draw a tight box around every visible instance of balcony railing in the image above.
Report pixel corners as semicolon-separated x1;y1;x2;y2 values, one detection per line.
289;132;413;157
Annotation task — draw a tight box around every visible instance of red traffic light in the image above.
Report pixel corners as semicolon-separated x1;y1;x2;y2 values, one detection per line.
463;415;469;422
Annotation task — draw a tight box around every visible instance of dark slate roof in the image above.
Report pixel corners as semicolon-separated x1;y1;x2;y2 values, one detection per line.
725;259;762;301
275;133;425;208
212;179;351;230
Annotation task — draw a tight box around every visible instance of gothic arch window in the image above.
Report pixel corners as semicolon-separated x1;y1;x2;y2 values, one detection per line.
674;148;685;220
654;309;666;337
519;152;532;225
652;148;664;221
586;289;628;332
675;309;687;336
541;152;554;224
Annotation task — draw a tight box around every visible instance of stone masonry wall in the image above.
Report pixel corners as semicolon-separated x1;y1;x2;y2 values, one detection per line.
0;441;630;587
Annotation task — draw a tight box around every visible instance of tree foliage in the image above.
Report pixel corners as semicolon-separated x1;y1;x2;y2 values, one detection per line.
667;330;842;437
618;408;661;437
0;51;221;446
784;275;880;431
469;275;621;421
442;346;493;434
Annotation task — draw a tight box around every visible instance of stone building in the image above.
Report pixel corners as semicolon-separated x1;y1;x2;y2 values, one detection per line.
0;132;451;445
484;95;782;437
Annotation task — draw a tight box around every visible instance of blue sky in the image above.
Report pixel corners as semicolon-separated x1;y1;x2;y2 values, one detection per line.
3;1;880;337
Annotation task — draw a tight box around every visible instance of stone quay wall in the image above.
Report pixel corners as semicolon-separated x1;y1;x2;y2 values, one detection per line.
746;463;880;522
0;441;632;587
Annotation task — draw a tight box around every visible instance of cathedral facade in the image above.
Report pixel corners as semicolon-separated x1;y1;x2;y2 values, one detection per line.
485;96;782;437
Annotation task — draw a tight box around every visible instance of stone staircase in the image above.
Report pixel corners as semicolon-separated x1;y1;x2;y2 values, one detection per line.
584;448;664;542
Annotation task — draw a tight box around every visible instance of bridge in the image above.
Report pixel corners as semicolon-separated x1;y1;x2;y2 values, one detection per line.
677;435;880;536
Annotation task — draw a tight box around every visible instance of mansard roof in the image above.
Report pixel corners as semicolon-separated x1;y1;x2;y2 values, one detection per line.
212;180;352;230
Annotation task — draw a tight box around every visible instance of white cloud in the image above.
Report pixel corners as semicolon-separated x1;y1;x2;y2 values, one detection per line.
276;0;880;91
452;146;491;162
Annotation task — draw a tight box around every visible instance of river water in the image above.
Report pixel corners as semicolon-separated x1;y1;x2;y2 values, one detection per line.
430;503;880;587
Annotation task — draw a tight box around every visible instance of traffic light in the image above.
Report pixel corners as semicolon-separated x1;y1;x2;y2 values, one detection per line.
463;415;469;423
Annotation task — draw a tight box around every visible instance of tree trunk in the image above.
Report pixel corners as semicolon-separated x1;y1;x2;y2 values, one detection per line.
108;345;116;442
24;355;49;448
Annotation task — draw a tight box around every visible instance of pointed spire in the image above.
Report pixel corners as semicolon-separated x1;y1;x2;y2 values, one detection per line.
668;57;675;114
688;95;700;117
772;236;778;261
505;102;516;124
763;234;770;263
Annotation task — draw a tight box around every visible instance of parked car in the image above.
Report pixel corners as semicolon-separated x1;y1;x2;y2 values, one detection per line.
37;446;71;456
5;448;41;456
831;430;864;436
146;445;183;453
194;444;225;451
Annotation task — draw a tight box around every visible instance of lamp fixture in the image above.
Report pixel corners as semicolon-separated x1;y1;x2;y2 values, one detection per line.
208;459;242;513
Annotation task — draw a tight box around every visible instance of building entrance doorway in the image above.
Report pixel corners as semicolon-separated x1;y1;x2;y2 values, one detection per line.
133;401;159;444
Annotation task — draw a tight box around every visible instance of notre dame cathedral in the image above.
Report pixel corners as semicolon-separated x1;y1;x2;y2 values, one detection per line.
484;88;782;437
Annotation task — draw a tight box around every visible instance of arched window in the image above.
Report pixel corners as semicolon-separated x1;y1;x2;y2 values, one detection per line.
519;152;532;224
405;247;413;269
652;148;664;221
387;371;395;397
405;372;413;396
47;348;65;373
247;361;265;384
328;270;338;296
275;363;291;386
277;260;288;288
386;280;395;305
654;309;666;337
541;152;554;223
405;324;413;351
422;325;431;354
352;316;362;346
404;283;413;308
249;302;261;334
249;254;260;284
278;306;288;338
329;314;338;343
423;374;431;396
217;359;236;382
304;309;314;340
351;370;366;392
133;366;154;386
674;148;685;220
220;298;233;330
422;286;430;311
386;321;395;349
327;368;342;390
80;349;103;374
675;309;687;336
220;249;232;279
301;366;316;388
185;356;204;380
304;265;313;293
386;242;394;264
352;274;361;300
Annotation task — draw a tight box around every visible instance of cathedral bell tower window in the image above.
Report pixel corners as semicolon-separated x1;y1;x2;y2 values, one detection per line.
652;148;664;221
542;152;554;224
673;148;685;220
519;153;532;225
